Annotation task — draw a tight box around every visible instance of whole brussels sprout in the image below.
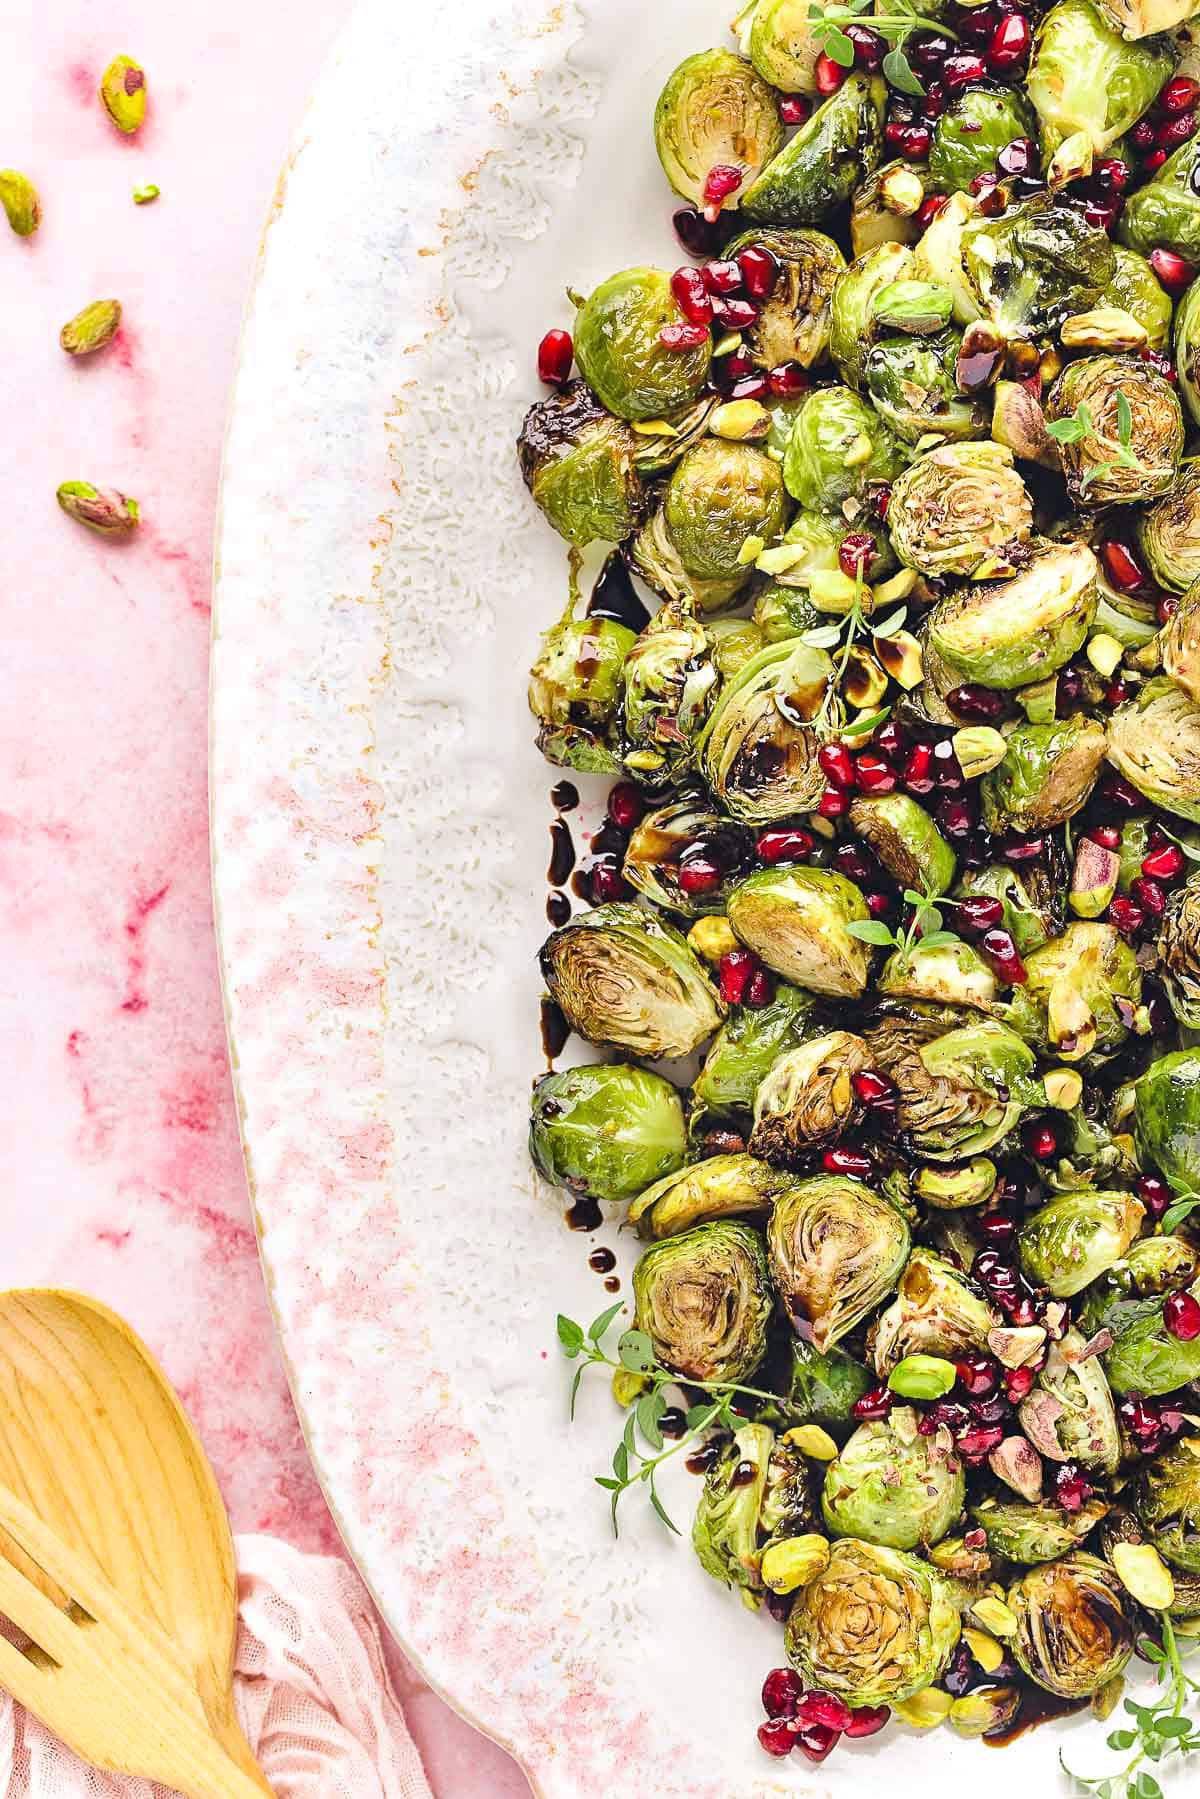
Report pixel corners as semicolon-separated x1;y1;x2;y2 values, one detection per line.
665;440;789;582
633;1219;772;1381
528;587;637;773
887;442;1034;579
692;1421;776;1595
725;227;846;369
734;0;820;88
785;1537;962;1706
848;792;956;893
1103;1292;1200;1393
697;639;832;823
1019;1190;1145;1298
1106;246;1173;352
972;1498;1111;1564
866;1013;1040;1161
727;867;872;997
753;583;822;643
1107;676;1200;822
768;1174;910;1350
628;1152;799;1239
1160;578;1200;701
749;1031;875;1162
1139;470;1200;597
1027;0;1175;156
864;329;990;447
868;1248;999;1375
955;856;1064;957
540;903;723;1059
1119;130;1200;265
628;506;748;616
1134;1046;1200;1190
619;603;719;787
1005;922;1142;1064
1176;276;1200;428
878;938;1001;1013
529;1063;687;1201
981;716;1108;835
1018;1332;1121;1474
691;983;819;1122
654;50;784;214
622;796;753;916
828;242;914;390
1158;870;1200;1026
1008;1555;1134;1697
929;83;1040;194
1046;355;1183;507
741;73;885;228
1136;1436;1200;1573
822;1410;966;1551
574;268;713;421
928;541;1099;690
517;381;647;547
782;383;907;513
774;1336;875;1428
962;195;1116;341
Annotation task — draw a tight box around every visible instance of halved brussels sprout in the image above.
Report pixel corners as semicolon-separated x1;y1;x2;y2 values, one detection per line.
868;1248;999;1376
665;439;790;581
850;159;927;259
518;381;647;547
619;603;719;787
962;195;1116;341
1103;1292;1200;1394
1100;1507;1200;1621
725;227;846;369
955;857;1064;958
735;0;821;92
972;1497;1110;1564
1106;246;1173;352
1107;677;1200;822
822;1410;966;1551
866;1013;1039;1161
913;1158;999;1210
1019;1190;1145;1298
741;73;886;228
628;506;748;616
785;1538;962;1706
981;716;1108;835
782;383;907;513
829;242;915;391
692;1420;775;1595
929;83;1040;194
1139;470;1200;597
727;867;872;997
1046;355;1183;507
864;329;990;447
1160;578;1200;701
540;903;723;1058
1176;276;1200;429
1008;1555;1134;1697
749;1031;875;1162
1134;1046;1200;1191
878;939;1001;1013
1027;0;1175;157
1126;1235;1200;1295
692;983;819;1122
654;50;784;213
1119;131;1200;265
849;792;956;893
1136;1436;1200;1573
1018;1332;1121;1474
873;278;955;337
887;442;1034;579
574;268;713;421
1158;871;1200;1026
911;189;984;327
775;1336;875;1428
528;587;637;773
629;1152;800;1239
928;541;1099;690
768;1174;910;1350
697;639;832;823
1005;922;1143;1064
530;1063;687;1201
622;796;753;915
633;1219;772;1381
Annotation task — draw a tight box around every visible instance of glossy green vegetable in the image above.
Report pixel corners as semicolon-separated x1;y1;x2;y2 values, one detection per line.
1107;677;1200;822
929;83;1039;193
539;903;723;1058
1134;1047;1200;1192
774;1337;875;1428
1158;871;1200;1027
574;268;713;421
866;1013;1040;1161
927;541;1100;689
1139;468;1200;595
1160;579;1200;703
1106;246;1173;352
692;1421;776;1594
654;50;784;212
628;1152;794;1238
887;442;1033;579
868;1248;998;1375
1004;922;1143;1064
1119;131;1200;265
1136;1436;1200;1573
1027;0;1174;156
1009;1555;1134;1697
529;1063;686;1201
629;506;749;616
1019;1190;1145;1298
697;639;832;823
877;938;1001;1013
872;278;954;336
1046;355;1183;507
822;1411;966;1551
622;796;751;915
741;73;886;227
864;329;989;446
962;194;1116;341
691;983;818;1121
767;1174;910;1350
848;792;956;893
1176;276;1200;429
828;242;914;390
785;1538;961;1705
783;383;907;513
734;0;822;91
633;1219;773;1381
517;381;647;547
1102;1293;1200;1394
727;866;872;997
972;1498;1111;1564
665;439;789;580
750;1030;876;1162
725;227;846;369
528;587;637;773
619;602;718;787
980;716;1108;835
955;858;1063;957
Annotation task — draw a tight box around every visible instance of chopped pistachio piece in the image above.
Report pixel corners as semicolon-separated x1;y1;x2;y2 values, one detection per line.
59;298;122;357
56;481;140;535
784;1423;839;1460
99;55;147;134
132;182;160;205
687;916;738;964
1111;1542;1175;1611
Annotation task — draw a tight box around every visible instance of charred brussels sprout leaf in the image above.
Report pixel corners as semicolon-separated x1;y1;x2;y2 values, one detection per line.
517;381;647;547
1019;1190;1145;1298
864;329;990;447
961;195;1116;341
1018;1331;1121;1474
1103;1293;1200;1394
528;588;637;773
783;384;907;513
1027;0;1175;157
1159;579;1200;703
654;50;783;213
878;938;1001;1012
749;1030;876;1162
1119;131;1200;266
785;1537;961;1706
768;1174;910;1350
692;983;819;1122
972;1498;1111;1564
1004;922;1142;1063
929;83;1040;195
540;903;723;1058
981;716;1108;835
849;792;957;893
867;1014;1039;1161
692;1421;775;1594
928;541;1099;689
1139;470;1200;597
698;640;833;824
1158;871;1200;1027
828;242;915;391
619;602;719;788
1107;677;1200;822
822;1410;966;1551
574;268;713;421
1125;1235;1200;1296
887;442;1033;579
1136;1436;1200;1573
741;74;886;229
1046;355;1183;507
727;866;872;997
1008;1555;1134;1697
665;440;789;580
1133;1046;1200;1192
628;1152;800;1239
633;1219;773;1382
725;227;846;370
1107;246;1173;353
868;1248;999;1375
623;796;752;915
529;1063;687;1201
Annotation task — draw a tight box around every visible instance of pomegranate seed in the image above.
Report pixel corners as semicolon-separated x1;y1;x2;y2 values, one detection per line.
886;121;932;160
854;752;897;794
959;1424;1006;1463
1141;843;1185;881
1083;197;1123;233
673;206;721;257
1160;593;1181;623
819;743;856;789
702;164;744;217
957;895;1004;935
956;1352;999;1397
1120;1395;1161;1440
960;3;999;40
1102;771;1149;811
1139;1173;1171;1218
916;193;949;230
1108;894;1146;937
712;295;759;331
1151;247;1196;294
714;346;755;390
660;321;710;351
757;1719;795;1758
738;245;780;300
745;967;774;1008
1022;1119;1059;1160
824;1147;874;1179
979;1211;1017;1242
798;1692;854;1732
1100;539;1149;593
987;11;1031;69
818;787;850;818
875;720;906;760
923;82;949;120
853;1385;893;1421
1131;875;1167;917
756;827;814;864
971;172;1006;216
730;373;769;400
846;22;885;68
589;862;628;903
1095;157;1131;193
1131;119;1158;151
607;782;644;829
937;797;974;840
839;532;877;577
834;843;877;883
852;1069;898;1108
997;134;1036;176
903;741;935;796
1160;111;1198;151
719;949;756;1006
762;1668;804;1719
703;259;743;295
1160;1406;1186;1436
1090;824;1121;850
932;738;964;792
947;684;1005;722
779;95;811;126
943;51;988;86
794;1723;839;1764
1001;834;1044;864
1054;1465;1093;1512
1144;149;1168;174
1165;1291;1200;1340
845;1706;890;1739
944;1641;979;1697
1056;668;1084;715
670;265;713;325
537;328;574;386
910;29;953;73
980;927;1028;986
1163;74;1200;113
679;856;723;895
1107;676;1130;708
1004;1365;1036;1402
865;891;892;918
870;484;892;521
767;361;808;398
815;53;848;94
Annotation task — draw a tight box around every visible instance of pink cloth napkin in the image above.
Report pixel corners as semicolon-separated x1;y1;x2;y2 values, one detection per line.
0;1536;433;1798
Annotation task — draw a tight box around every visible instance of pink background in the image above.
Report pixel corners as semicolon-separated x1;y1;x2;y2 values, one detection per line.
6;6;529;1792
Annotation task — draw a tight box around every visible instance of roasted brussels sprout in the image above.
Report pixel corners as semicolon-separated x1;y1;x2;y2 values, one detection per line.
866;1013;1040;1161
1106;246;1173;352
529;1063;687;1202
927;541;1099;690
1126;1234;1200;1295
1103;1291;1200;1393
864;329;990;447
768;1174;910;1349
1176;276;1200;428
1100;1506;1200;1621
849;792;956;893
981;716;1108;835
1139;470;1200;598
782;383;907;513
961;195;1116;342
1107;677;1200;822
727;867;872;997
753;581;822;643
1008;1555;1134;1697
1160;578;1200;702
1119;130;1200;265
654;50;784;213
741;73;885;228
1046;356;1183;507
775;1336;875;1428
1136;1436;1200;1573
868;1248;999;1375
1134;1046;1200;1191
850;160;927;259
735;0;821;91
972;1498;1110;1564
749;1031;875;1162
725;227;846;369
1100;0;1199;38
887;442;1034;579
1005;922;1143;1064
878;938;1001;1013
628;505;748;616
872;279;955;336
785;1538;962;1706
691;983;819;1123
623;796;752;914
828;242;914;390
574;268;713;421
1027;0;1175;157
540;903;723;1058
822;1410;966;1551
692;1421;776;1595
697;639;832;823
911;189;984;327
1019;1190;1145;1298
629;1152;798;1238
633;1219;772;1381
1158;871;1200;1027
619;603;719;788
929;83;1039;194
665;440;790;581
517;381;647;547
529;586;637;773
1018;1331;1121;1474
955;857;1063;957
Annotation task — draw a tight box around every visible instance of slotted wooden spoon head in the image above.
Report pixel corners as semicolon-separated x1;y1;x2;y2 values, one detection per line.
0;1289;265;1788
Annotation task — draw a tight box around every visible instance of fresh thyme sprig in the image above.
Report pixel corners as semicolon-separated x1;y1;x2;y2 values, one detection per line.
1046;393;1149;495
1061;1616;1200;1799
806;0;955;95
801;560;908;731
844;876;963;972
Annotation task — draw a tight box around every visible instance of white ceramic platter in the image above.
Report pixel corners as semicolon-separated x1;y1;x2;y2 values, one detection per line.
211;1;1154;1792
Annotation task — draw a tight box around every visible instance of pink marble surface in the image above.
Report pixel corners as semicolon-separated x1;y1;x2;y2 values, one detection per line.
5;6;529;1793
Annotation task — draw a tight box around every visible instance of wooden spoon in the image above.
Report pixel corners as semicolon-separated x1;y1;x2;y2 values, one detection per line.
0;1288;271;1796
